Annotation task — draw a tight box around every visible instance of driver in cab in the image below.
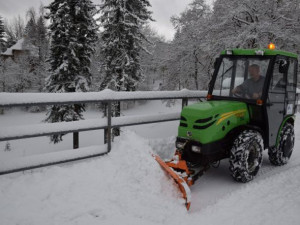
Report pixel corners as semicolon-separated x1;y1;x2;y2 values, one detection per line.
232;64;265;99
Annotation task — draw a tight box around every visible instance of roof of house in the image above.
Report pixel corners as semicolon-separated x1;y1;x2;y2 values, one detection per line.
1;38;31;56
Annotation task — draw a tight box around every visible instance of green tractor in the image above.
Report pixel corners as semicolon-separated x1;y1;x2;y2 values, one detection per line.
155;47;298;210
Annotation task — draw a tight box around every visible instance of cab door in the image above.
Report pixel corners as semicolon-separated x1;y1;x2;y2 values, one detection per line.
267;56;289;147
286;58;297;115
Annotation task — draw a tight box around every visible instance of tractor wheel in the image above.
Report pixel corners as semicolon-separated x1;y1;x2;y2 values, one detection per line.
229;130;264;183
268;123;294;166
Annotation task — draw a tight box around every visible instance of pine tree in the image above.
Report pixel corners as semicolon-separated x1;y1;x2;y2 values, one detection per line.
45;0;98;143
35;15;49;91
100;0;152;136
4;16;25;48
100;0;153;92
168;0;210;91
0;15;6;53
24;7;50;92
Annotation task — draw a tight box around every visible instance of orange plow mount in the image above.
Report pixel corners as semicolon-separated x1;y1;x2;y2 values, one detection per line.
154;151;209;210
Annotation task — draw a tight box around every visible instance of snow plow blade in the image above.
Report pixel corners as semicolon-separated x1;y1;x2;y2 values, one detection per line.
154;154;192;210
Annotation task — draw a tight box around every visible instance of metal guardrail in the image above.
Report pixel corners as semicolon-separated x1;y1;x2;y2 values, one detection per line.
0;90;206;175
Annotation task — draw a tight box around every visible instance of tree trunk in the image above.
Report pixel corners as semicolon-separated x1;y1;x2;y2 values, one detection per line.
194;49;199;90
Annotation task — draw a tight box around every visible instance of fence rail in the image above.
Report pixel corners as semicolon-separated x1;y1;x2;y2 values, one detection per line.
0;90;207;107
0;90;206;175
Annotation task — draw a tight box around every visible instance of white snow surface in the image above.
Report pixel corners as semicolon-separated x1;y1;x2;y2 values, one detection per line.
0;101;300;225
1;131;300;224
0;112;180;141
0;145;107;172
0;131;185;225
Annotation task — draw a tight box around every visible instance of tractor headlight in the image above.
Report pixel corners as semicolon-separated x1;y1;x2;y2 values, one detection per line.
191;145;201;153
176;142;185;150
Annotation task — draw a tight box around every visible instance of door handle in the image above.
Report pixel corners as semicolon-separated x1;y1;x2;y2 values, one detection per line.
279;110;284;114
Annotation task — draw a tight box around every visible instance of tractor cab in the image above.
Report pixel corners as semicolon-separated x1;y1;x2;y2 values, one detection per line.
209;48;298;149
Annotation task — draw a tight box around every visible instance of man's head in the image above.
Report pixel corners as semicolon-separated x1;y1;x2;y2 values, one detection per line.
248;64;260;81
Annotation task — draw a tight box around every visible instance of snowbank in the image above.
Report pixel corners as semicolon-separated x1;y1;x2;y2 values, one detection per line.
0;131;300;225
0;131;186;225
0;145;107;174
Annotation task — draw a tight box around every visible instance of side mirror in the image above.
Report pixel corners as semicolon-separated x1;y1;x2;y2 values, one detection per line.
279;59;288;74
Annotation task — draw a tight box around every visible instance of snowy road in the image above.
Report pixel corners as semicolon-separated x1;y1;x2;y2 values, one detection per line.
0;101;300;225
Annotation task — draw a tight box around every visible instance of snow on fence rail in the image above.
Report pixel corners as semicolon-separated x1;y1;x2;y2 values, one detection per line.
0;89;207;107
0;90;206;175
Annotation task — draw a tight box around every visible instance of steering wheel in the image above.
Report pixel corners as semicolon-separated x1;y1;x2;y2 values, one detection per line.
233;92;244;98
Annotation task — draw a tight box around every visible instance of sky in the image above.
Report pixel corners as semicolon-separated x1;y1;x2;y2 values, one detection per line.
0;0;214;40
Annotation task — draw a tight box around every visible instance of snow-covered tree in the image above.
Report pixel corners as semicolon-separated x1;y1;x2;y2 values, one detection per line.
161;0;300;92
100;0;152;135
0;15;6;53
209;0;300;52
100;0;153;92
139;24;167;91
24;8;38;45
4;16;25;48
23;7;50;92
163;0;211;91
45;0;98;143
0;57;34;93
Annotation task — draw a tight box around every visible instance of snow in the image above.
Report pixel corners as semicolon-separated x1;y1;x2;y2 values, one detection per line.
1;38;25;56
0;100;300;225
0;89;207;107
1;127;300;225
0;100;181;160
0;131;185;225
2;47;13;56
0;119;107;141
0;145;107;173
11;38;25;50
0;112;180;141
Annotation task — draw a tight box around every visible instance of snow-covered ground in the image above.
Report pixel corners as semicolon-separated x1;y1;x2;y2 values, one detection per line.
0;100;181;160
0;100;300;225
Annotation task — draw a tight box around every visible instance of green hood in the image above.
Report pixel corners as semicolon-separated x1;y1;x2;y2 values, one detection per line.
178;100;250;144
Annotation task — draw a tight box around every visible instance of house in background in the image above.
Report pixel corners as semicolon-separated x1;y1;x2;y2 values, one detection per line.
1;38;38;62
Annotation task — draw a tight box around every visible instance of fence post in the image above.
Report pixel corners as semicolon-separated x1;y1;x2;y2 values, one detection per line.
73;104;79;149
107;101;112;152
104;103;108;144
297;93;299;113
182;98;188;109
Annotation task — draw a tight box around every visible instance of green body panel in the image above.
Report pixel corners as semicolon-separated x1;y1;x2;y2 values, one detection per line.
178;100;250;144
221;49;298;59
275;115;296;147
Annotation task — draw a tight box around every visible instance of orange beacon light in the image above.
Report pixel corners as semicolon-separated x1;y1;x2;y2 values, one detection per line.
268;43;275;50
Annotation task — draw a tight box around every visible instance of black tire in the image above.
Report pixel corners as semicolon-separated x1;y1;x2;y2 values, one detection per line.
229;130;264;183
268;123;294;166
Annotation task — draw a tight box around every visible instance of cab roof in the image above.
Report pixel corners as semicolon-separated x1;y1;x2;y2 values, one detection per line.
221;49;298;59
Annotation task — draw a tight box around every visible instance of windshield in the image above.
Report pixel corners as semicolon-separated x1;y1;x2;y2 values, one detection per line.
212;57;270;100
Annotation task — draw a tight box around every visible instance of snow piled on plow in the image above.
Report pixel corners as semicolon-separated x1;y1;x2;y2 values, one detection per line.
1;131;300;225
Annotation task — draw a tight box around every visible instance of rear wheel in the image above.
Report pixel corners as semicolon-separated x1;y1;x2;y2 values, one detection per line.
229;130;264;183
268;123;294;166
